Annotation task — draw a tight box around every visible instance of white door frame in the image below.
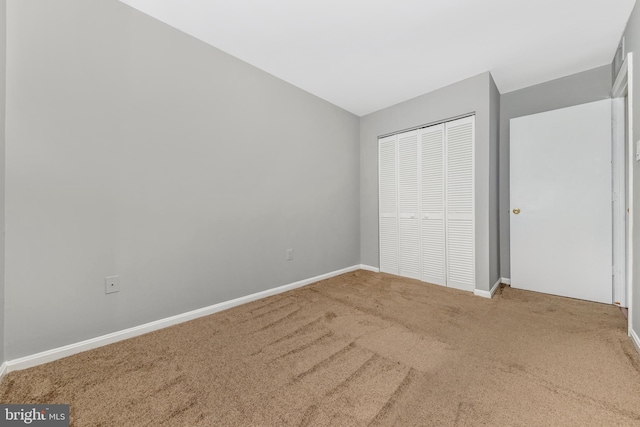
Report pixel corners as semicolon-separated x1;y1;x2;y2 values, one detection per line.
612;94;627;307
612;52;633;333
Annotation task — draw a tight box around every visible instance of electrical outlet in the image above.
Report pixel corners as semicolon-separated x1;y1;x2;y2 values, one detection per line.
286;249;293;261
105;276;120;294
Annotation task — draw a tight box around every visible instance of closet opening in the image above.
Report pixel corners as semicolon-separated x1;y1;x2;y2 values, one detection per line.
378;115;475;292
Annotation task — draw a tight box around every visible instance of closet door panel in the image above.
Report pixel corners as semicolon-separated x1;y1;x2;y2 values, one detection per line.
379;135;398;275
420;124;446;286
447;220;475;289
398;131;421;280
399;217;420;278
445;116;475;291
422;220;445;285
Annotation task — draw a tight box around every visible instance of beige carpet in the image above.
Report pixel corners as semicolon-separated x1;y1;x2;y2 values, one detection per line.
2;270;640;426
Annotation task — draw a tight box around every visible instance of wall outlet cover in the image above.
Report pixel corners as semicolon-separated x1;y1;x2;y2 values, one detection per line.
105;276;120;294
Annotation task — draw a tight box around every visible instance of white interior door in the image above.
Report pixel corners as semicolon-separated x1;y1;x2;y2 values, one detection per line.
510;100;612;304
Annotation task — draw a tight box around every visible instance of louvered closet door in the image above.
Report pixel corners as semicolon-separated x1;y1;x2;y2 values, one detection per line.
420;124;446;286
445;116;475;291
398;130;421;279
379;135;398;275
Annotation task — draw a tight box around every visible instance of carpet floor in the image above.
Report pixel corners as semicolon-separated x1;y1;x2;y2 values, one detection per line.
1;270;640;426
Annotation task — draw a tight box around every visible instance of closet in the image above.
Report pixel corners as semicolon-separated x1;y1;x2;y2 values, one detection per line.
378;115;475;292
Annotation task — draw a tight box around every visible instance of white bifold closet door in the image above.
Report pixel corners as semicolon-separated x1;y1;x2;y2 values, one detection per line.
445;117;475;291
379;116;475;291
379;135;398;275
398;131;420;279
421;124;446;286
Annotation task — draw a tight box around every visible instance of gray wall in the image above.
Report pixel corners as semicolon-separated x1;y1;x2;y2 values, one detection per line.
360;72;497;291
0;0;5;364
619;0;640;340
5;0;359;359
498;65;612;278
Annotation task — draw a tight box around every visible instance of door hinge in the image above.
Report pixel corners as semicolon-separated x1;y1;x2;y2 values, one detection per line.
612;192;617;202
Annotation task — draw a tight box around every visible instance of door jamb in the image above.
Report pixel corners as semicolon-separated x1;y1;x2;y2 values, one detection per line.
612;52;633;335
612;96;627;307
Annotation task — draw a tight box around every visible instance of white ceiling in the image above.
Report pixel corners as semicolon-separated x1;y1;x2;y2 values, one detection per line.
119;0;636;116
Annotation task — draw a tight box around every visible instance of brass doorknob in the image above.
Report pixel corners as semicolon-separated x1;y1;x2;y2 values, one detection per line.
513;208;521;214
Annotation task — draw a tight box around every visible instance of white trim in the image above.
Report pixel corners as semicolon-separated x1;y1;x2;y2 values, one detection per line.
474;278;502;299
0;362;7;383
612;53;633;315
5;265;363;373
612;97;627;307
359;264;380;273
624;53;634;336
501;277;511;285
613;55;630;97
631;328;640;355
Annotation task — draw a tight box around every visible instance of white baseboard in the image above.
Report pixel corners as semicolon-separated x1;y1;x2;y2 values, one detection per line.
631;328;640;355
5;265;364;373
501;277;511;285
359;264;380;273
0;362;7;383
474;277;507;299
